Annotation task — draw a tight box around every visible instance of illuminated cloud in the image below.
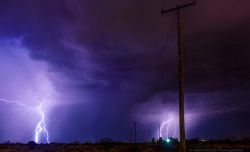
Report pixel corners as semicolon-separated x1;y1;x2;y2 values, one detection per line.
0;0;250;142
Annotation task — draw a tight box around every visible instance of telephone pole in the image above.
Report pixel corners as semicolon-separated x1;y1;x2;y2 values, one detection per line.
159;124;161;139
161;1;196;152
135;121;137;144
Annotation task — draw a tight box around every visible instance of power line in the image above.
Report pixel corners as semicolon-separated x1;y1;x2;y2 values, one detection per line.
186;96;250;124
149;6;192;89
142;0;166;92
186;95;250;119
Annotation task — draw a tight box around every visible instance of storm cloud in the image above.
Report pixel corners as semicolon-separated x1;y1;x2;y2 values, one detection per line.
0;0;250;142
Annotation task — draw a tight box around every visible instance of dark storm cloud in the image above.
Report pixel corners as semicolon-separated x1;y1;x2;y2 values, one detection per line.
0;0;177;96
0;0;168;142
0;0;76;67
183;1;250;95
0;0;250;142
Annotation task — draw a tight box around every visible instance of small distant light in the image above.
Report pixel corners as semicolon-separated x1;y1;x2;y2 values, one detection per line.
166;138;170;142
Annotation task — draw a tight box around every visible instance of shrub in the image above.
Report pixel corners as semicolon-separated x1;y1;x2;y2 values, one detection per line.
28;141;37;149
84;140;92;144
157;137;166;145
100;138;113;144
4;140;11;144
151;137;156;144
73;140;80;144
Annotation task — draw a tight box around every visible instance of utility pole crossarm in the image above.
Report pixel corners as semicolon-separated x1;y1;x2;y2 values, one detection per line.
161;1;196;14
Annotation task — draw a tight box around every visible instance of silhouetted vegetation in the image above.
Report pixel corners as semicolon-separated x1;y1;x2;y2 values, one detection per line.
168;137;178;145
186;137;250;145
157;137;165;145
27;141;37;149
187;138;200;145
151;137;156;143
3;140;11;144
0;137;249;151
100;137;113;144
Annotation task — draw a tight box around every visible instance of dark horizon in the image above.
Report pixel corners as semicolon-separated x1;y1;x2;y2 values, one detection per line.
0;0;250;143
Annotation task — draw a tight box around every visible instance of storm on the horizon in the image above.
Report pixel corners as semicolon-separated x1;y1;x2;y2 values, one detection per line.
0;0;250;143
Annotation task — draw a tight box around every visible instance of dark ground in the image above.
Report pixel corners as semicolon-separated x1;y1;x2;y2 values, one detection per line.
0;143;249;152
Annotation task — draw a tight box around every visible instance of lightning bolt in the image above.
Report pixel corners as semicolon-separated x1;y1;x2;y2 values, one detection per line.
172;123;176;138
166;122;170;138
0;98;50;143
34;101;49;144
160;114;176;139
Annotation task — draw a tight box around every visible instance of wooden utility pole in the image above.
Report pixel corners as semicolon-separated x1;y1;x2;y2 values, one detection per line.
135;121;137;144
159;124;161;139
161;1;196;152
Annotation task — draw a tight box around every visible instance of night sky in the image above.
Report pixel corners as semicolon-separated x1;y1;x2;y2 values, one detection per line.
0;0;250;143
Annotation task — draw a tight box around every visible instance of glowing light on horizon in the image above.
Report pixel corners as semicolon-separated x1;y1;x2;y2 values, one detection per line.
0;98;50;143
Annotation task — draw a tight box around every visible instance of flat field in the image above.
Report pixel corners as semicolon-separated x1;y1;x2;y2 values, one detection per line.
0;143;249;152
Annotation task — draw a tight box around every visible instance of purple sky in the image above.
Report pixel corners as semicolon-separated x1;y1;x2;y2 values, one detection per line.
0;0;250;143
